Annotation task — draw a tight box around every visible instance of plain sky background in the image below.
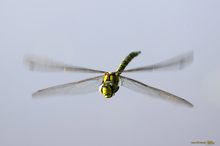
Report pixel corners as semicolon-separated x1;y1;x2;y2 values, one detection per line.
0;0;220;146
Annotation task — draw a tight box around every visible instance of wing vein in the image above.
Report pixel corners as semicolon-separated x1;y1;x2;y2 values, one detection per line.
23;55;105;73
123;51;193;73
33;75;103;97
120;76;193;107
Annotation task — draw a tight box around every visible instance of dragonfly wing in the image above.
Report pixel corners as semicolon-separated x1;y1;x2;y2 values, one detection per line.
123;51;193;73
120;76;193;107
32;76;103;97
23;55;105;73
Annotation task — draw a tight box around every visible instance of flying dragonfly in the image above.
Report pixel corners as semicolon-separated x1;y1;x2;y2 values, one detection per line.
24;51;194;107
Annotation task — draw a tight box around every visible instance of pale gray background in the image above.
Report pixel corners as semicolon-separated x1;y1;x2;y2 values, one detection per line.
0;0;219;146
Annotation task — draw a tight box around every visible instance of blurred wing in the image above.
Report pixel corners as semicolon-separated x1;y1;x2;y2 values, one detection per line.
23;55;105;73
120;76;193;107
123;51;193;73
32;76;103;97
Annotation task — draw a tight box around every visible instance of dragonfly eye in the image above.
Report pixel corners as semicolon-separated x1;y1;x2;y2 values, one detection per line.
99;84;113;98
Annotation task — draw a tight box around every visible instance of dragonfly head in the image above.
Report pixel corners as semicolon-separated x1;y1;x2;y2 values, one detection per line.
99;72;120;98
99;83;114;98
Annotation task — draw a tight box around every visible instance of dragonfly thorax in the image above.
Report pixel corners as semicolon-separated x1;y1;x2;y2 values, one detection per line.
99;72;120;98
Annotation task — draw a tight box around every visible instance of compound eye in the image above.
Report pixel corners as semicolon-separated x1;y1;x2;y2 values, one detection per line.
101;86;113;98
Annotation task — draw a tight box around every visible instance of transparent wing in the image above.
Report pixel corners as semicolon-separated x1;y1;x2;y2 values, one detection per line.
120;76;193;107
32;76;103;97
123;51;193;73
23;55;105;73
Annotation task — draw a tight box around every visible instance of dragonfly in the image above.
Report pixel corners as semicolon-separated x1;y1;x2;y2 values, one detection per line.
24;51;194;107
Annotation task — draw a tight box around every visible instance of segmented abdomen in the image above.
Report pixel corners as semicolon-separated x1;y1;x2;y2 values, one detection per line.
116;51;141;75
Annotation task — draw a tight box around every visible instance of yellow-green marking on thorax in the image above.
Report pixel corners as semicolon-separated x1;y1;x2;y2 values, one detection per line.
99;51;141;98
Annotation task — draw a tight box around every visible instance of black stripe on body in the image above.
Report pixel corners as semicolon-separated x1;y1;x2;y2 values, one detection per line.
116;51;141;74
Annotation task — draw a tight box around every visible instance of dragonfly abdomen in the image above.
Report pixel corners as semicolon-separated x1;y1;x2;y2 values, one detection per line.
116;51;141;75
